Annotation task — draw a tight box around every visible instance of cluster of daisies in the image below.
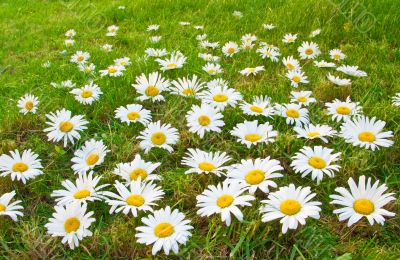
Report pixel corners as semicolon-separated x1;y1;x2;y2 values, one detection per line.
6;13;398;256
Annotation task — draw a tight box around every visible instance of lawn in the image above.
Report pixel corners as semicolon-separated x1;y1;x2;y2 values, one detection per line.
0;0;399;258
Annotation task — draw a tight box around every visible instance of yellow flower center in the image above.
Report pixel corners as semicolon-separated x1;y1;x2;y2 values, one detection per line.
86;153;99;166
64;217;80;233
288;38;295;43
297;96;307;103
81;90;93;98
358;132;376;143
353;199;375;215
247;68;256;72
280;199;301;215
207;69;216;74
287;63;294;70
250;105;263;113
305;48;313;55
216;194;234;208
244;134;262;142
127;111;141;121
154;222;174;238
227;47;235;54
0;204;6;212
333;54;341;60
245;169;265;185
145;86;159;97
73;189;91;199
213;94;228;102
292;76;301;83
12;162;28;172
167;63;177;68
182;88;194;96
198;162;215;171
198;115;211;126
59;121;74;133
130;168;148;181
125;194;145;207
108;67;117;73
286;109;299;118
308;156;326;169
336;106;351;115
151;132;166;145
77;56;84;62
307;132;320;138
25;101;34;110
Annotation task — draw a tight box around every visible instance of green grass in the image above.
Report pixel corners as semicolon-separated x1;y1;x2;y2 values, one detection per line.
0;0;399;258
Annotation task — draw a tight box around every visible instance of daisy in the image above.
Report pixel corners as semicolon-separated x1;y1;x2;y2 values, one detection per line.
44;109;88;147
181;148;231;176
222;41;240;57
340;116;394;150
78;63;96;75
186;103;224;138
0;191;23;221
0;149;43;184
241;33;257;43
282;33;297;43
196;181;255;226
17;94;39;114
275;103;309;126
262;23;275;30
70;81;102;105
65;39;75;47
257;46;280;62
314;60;336;68
105;180;164;216
71;139;109;174
232;10;243;18
194;25;204;30
200;85;242;110
45;202;95;250
282;56;300;70
240;66;265;76
309;28;321;37
202;62;223;75
145;48;168;58
114;57;131;67
114;104;152;126
65;29;76;38
135;206;193;255
336;65;367;77
70;51;90;64
291;146;341;183
241;41;254;50
155;51;186;71
51;171;108;206
200;40;220;49
42;61;51;68
325;97;362;122
230;120;278;148
179;21;190;26
170;75;205;97
290;91;316;106
226;157;283;194
329;49;346;61
198;53;220;62
137;121;179;154
106;25;119;36
392;93;400;106
207;78;228;88
196;34;207;41
330;175;396;226
101;44;113;52
327;73;351;86
113;154;161;184
286;69;309;88
150;36;162;43
132;72;170;102
298;41;321;59
294;124;337;143
147;24;160;31
240;95;274;117
260;184;322;234
60;80;76;88
99;65;125;77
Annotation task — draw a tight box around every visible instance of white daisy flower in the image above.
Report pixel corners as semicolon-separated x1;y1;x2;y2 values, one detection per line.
392;93;400;107
314;60;336;68
135;206;193;255
70;51;90;64
185;103;225;138
222;41;240;57
282;56;300;70
0;191;23;221
336;65;367;77
196;181;255;226
290;91;316;106
240;66;265;76
106;25;119;37
99;65;125;77
0;149;43;184
226;157;283;194
65;39;75;47
286;69;309;88
114;104;152;126
179;21;190;26
241;41;254;50
45;202;95;250
60;80;76;88
327;73;351;86
70;81;102;105
17;94;39;114
181;148;231;176
291;146;341;183
170;75;205;98
101;44;113;52
71;139;109;174
275;103;309;126
309;28;321;37
297;41;321;59
329;49;346;61
260;184;321;234
232;10;243;18
230;120;278;148
146;24;160;31
294;124;337;143
199;40;220;49
78;63;96;75
340;116;394;150
241;33;257;43
105;180;164;217
194;25;204;30
155;51;186;71
262;23;275;30
198;53;220;62
282;33;297;43
42;61;51;68
200;85;242;110
114;57;131;67
137;121;179;154
51;171;108;205
65;29;76;38
207;78;228;88
132;72;170;102
240;95;274;117
145;48;168;58
202;62;223;75
113;154;161;184
257;46;280;62
150;36;162;43
196;34;207;41
330;175;396;226
325;97;362;122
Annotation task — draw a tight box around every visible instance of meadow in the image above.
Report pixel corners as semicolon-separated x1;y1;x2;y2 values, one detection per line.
0;0;399;258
